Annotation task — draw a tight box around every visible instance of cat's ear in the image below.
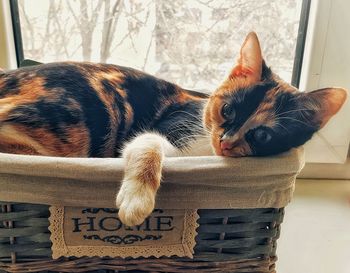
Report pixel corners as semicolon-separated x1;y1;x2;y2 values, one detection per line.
303;87;347;128
229;32;263;83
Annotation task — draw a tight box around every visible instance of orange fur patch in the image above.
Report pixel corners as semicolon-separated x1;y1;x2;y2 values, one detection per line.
0;142;39;155
136;149;162;191
210;129;224;155
0;124;51;155
177;90;204;103
1;77;46;104
124;103;134;132
204;95;226;129
0;124;90;157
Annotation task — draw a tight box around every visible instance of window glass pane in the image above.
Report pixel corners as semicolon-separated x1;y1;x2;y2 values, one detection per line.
17;0;303;91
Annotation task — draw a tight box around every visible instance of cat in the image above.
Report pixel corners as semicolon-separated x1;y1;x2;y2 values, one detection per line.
0;32;346;226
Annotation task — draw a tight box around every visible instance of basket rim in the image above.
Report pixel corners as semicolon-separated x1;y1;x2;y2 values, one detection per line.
0;148;304;209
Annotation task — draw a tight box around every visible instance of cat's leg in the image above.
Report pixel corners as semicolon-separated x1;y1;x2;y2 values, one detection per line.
116;132;178;226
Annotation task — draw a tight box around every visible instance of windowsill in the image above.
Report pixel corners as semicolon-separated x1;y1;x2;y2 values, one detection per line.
299;158;350;180
278;178;350;273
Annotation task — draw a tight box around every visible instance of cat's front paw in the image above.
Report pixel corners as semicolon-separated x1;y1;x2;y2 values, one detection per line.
116;179;155;226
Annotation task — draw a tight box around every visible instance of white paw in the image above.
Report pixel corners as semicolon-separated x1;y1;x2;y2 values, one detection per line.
116;179;155;226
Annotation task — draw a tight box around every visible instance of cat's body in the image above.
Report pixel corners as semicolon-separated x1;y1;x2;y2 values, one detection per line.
0;33;346;225
0;62;209;157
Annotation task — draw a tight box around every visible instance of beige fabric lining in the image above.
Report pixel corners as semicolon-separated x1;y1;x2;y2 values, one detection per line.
0;148;304;209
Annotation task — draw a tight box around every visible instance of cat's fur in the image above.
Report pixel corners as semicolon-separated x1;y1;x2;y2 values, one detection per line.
0;33;346;225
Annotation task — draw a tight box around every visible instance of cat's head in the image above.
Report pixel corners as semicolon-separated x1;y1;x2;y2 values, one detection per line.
204;32;347;157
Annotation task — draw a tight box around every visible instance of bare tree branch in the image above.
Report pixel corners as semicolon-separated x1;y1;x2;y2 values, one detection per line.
67;0;103;61
100;0;122;62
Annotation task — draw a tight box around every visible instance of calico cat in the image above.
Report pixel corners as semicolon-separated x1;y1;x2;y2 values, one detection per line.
0;32;347;225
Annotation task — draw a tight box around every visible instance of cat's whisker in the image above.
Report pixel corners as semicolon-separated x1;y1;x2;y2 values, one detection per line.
273;101;284;115
167;119;203;127
167;129;207;136
171;134;211;147
184;135;210;142
274;122;290;134
172;134;211;143
274;108;314;118
165;123;202;132
167;110;204;121
166;121;210;135
275;116;313;127
170;120;205;131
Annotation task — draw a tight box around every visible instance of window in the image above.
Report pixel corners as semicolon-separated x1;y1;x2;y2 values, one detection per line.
14;0;303;91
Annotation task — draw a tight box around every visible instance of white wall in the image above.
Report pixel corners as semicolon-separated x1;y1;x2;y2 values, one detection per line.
277;179;350;273
0;1;16;69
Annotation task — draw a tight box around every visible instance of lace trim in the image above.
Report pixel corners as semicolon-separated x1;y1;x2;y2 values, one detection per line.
49;206;68;257
49;206;199;259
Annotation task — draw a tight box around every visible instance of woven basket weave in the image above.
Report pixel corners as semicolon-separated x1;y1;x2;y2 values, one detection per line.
0;203;283;273
0;148;304;273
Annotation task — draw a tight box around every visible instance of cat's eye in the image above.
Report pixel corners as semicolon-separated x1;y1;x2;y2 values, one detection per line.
254;129;272;144
221;103;236;121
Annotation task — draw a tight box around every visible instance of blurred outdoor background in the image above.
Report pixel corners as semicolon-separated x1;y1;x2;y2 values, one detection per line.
18;0;302;91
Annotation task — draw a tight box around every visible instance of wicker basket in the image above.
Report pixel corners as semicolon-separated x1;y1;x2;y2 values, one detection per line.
0;149;304;273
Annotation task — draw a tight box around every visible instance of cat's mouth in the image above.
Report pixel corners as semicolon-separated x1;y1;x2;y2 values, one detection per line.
220;141;236;156
219;139;252;157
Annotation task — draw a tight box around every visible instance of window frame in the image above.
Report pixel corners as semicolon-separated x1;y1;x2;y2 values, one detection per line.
291;0;311;88
9;0;23;66
299;0;350;164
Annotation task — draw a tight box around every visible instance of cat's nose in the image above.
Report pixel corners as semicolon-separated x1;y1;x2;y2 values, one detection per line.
220;140;234;150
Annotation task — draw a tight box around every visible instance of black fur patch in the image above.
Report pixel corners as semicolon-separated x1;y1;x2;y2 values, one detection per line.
120;67;177;131
154;100;205;149
7;97;82;143
222;81;276;136
0;76;20;98
100;79;126;155
36;63;111;157
245;91;318;156
261;60;273;80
